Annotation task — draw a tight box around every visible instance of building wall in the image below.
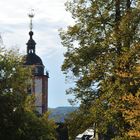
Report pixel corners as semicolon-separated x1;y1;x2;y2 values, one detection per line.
33;76;48;114
34;77;42;114
42;76;48;113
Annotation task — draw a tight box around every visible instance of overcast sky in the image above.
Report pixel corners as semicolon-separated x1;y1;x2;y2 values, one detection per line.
0;0;75;108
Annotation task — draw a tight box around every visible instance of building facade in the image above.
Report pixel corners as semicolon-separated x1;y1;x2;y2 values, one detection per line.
23;14;49;114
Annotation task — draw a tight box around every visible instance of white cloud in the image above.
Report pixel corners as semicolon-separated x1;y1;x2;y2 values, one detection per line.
0;0;74;24
0;0;74;53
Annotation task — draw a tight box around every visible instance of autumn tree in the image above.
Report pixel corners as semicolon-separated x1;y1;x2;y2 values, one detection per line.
60;0;140;139
120;91;140;139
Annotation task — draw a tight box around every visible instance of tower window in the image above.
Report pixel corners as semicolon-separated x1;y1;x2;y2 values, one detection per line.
35;67;38;74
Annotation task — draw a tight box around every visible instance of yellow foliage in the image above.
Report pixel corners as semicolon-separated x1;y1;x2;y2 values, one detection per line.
121;92;140;138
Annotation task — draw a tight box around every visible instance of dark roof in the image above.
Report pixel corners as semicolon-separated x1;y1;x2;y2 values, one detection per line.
23;53;43;66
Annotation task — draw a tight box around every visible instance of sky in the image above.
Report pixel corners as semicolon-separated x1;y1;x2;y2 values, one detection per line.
0;0;76;108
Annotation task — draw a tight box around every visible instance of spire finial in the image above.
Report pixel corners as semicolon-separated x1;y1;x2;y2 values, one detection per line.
28;9;35;31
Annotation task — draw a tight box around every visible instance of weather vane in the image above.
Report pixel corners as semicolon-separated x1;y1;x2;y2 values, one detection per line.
28;9;35;31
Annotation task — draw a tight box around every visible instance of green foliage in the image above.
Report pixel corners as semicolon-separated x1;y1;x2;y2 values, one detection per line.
65;106;93;140
60;0;140;139
0;47;56;140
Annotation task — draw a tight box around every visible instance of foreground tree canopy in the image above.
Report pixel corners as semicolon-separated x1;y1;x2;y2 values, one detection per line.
60;0;140;139
0;47;56;140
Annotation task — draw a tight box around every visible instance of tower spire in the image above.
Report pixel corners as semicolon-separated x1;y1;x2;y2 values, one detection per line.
26;9;36;54
28;9;35;31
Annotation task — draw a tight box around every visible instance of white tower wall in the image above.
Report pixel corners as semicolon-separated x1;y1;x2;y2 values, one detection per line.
33;76;48;114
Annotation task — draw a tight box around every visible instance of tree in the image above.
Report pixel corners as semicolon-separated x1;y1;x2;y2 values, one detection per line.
0;47;30;139
65;105;93;140
121;91;140;139
60;0;140;139
0;47;56;140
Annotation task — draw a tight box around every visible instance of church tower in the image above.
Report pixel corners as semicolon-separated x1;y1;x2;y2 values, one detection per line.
24;10;49;114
